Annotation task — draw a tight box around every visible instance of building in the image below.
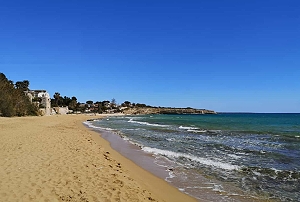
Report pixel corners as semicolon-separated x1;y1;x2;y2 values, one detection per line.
25;90;51;116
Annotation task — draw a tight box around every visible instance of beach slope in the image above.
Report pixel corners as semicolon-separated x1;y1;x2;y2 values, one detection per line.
0;115;196;202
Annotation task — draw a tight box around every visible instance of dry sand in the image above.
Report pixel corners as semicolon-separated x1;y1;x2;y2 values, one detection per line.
0;114;197;202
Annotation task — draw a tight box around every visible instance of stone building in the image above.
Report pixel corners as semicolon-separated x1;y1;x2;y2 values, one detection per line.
25;90;51;116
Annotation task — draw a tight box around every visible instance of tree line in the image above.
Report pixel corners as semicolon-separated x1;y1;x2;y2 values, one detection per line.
0;73;39;117
0;72;154;117
50;93;119;113
50;92;150;114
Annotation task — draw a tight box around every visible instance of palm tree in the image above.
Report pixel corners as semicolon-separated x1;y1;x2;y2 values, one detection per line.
54;92;61;106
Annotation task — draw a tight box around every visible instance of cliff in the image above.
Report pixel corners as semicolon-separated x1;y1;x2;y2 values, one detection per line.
122;107;216;115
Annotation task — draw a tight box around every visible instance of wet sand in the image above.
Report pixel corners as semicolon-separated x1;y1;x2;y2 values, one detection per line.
0;114;197;202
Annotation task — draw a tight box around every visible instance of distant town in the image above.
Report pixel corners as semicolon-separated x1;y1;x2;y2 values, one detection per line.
34;91;216;115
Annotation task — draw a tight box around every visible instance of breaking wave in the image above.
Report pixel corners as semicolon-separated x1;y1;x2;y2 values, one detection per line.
128;119;169;127
142;147;240;171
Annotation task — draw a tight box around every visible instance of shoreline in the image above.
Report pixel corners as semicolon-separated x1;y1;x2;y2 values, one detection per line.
89;128;171;180
86;114;282;202
83;115;198;202
0;114;196;202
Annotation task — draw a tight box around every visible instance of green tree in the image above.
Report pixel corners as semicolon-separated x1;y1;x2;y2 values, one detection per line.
0;73;38;117
15;80;30;91
136;103;146;107
94;101;103;113
86;100;93;105
62;96;72;107
52;92;63;107
68;96;78;110
121;101;131;107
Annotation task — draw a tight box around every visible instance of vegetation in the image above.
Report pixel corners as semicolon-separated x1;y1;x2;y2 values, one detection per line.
0;72;158;116
51;92;78;110
0;73;39;117
1;72;213;116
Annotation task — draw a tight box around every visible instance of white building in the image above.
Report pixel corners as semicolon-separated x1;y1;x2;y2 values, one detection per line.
25;90;51;116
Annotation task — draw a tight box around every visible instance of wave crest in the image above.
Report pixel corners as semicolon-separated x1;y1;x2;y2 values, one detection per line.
128;119;169;127
142;147;240;171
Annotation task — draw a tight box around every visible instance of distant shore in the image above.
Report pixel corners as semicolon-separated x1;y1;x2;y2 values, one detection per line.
0;114;196;202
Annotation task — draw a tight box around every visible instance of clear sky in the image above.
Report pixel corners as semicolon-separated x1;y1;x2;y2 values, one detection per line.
1;1;299;112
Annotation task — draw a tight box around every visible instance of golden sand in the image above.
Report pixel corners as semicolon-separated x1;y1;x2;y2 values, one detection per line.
0;115;196;202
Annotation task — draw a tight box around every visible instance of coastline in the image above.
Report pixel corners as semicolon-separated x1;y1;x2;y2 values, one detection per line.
86;114;287;202
0;114;196;202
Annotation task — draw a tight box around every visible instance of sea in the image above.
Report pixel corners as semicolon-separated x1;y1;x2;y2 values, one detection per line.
84;113;300;201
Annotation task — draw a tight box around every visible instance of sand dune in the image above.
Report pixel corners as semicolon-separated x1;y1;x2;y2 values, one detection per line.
0;115;196;202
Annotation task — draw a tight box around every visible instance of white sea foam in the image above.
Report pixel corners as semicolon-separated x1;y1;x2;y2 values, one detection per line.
198;186;214;189
187;129;207;133
270;167;283;173
128;119;169;127
252;171;261;176
125;116;143;120
227;154;242;159
179;126;199;130
166;170;175;180
83;121;114;131
83;121;99;129
212;184;225;192
142;147;240;170
122;136;130;141
208;130;222;133
124;128;140;131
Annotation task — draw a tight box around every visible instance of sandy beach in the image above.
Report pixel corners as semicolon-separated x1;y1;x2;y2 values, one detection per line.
0;114;196;202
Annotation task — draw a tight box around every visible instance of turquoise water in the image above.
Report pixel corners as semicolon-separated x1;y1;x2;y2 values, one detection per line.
86;113;300;201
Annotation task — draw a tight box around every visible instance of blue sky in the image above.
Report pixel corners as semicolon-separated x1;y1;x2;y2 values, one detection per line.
1;1;299;112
